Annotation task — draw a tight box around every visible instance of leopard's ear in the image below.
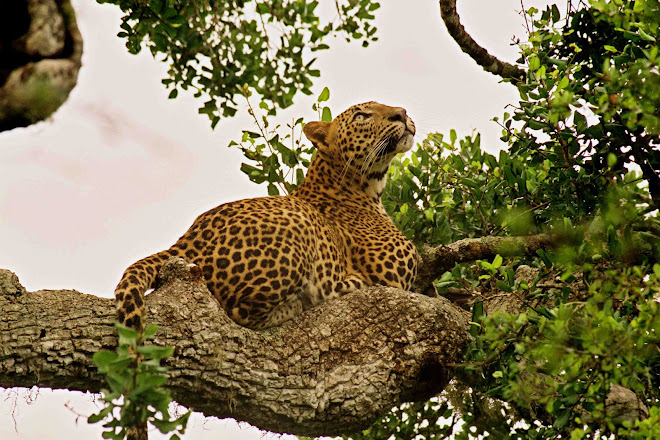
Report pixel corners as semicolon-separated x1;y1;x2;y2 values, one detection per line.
303;121;330;148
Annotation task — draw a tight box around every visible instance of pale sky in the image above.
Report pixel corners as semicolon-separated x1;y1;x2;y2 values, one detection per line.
0;1;552;438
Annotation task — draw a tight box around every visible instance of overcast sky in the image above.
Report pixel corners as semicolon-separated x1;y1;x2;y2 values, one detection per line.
0;1;552;438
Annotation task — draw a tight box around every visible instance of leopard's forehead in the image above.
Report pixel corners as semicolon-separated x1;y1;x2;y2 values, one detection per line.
338;101;379;118
351;101;379;110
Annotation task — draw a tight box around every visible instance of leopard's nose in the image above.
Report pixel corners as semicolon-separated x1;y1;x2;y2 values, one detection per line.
388;108;407;123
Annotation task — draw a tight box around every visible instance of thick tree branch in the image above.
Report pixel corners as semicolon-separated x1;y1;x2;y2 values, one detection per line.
1;250;647;436
0;0;83;131
0;262;470;437
413;233;558;293
439;0;525;81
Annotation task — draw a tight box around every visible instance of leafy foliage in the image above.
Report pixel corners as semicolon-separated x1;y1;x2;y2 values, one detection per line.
460;263;660;439
506;0;660;209
88;324;190;439
384;132;565;246
96;0;380;126
227;86;332;195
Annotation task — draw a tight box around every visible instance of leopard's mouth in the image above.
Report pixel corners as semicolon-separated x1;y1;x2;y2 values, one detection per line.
382;130;414;155
383;136;399;155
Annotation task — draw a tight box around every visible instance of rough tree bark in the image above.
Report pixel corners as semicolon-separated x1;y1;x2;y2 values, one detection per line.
0;0;83;132
0;260;471;437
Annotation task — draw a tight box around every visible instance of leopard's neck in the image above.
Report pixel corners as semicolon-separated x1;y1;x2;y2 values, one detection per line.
292;153;390;213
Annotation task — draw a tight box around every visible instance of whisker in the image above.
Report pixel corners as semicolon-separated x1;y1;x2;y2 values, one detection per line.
359;136;390;184
360;138;387;179
358;143;379;181
360;137;386;175
338;155;355;188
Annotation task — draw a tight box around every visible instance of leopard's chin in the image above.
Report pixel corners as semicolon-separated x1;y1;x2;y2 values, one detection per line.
393;131;414;154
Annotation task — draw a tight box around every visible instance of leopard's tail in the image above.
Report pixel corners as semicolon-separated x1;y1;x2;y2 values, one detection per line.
115;248;181;332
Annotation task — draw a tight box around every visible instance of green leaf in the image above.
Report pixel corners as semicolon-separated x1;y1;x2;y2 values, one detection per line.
151;411;190;434
321;106;332;122
168;89;178;99
143;324;158;340
536;249;552;267
536;307;554;319
527;119;546;130
638;28;656;42
106;374;130;394
496;280;513;293
133;373;168;392
573;111;587;131
93;350;119;369
211;116;220;130
137;345;173;360
470;301;484;337
88;405;113;424
553;410;570;429
551;4;560;22
168;16;187;28
317;86;330;102
529;55;541;71
256;3;269;14
653;264;660;279
562;394;579;406
607;153;617;168
102;430;124;440
492;254;503;269
115;323;139;347
267;183;279;195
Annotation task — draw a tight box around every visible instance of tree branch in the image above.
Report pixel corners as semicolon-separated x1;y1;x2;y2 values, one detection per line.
438;0;525;82
0;262;470;437
413;233;558;293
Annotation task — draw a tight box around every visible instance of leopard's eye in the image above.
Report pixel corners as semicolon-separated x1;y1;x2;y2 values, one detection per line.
353;112;371;123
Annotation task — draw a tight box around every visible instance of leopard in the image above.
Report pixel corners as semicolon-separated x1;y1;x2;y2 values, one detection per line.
115;101;420;332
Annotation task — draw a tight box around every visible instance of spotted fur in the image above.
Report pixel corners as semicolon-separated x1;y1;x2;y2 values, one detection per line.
115;102;420;331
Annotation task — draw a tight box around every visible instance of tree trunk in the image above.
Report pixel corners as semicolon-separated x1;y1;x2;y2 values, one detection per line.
0;0;83;131
0;261;471;437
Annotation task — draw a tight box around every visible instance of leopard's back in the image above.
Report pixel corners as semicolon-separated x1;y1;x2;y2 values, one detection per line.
173;196;356;328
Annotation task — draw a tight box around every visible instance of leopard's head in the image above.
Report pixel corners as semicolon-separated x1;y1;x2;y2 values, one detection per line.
303;102;415;197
